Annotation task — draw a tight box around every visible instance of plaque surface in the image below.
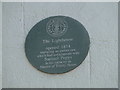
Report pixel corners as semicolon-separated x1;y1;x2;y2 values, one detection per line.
25;16;90;74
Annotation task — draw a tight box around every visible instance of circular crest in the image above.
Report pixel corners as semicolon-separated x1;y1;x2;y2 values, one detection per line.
46;18;68;37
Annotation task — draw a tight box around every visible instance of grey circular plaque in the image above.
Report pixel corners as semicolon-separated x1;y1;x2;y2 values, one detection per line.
25;16;90;74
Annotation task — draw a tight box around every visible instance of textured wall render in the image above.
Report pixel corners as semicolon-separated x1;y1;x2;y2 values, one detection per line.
2;2;118;88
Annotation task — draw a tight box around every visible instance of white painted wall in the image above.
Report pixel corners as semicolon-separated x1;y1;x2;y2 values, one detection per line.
2;2;118;88
0;2;2;90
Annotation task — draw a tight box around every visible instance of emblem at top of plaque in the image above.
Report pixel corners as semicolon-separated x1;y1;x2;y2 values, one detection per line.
46;17;68;37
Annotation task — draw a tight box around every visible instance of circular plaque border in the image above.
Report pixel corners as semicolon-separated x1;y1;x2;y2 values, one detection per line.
25;15;90;74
